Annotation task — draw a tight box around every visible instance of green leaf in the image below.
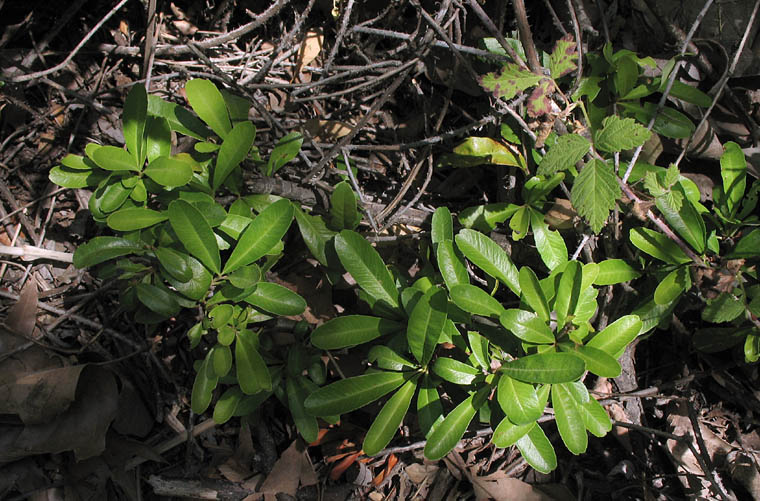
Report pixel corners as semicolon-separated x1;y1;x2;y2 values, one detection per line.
213;121;255;190
549;34;578;79
570;159;620;233
236;329;271;393
266;132;303;176
480;63;542;101
450;137;525;169
211;344;233;377
91;146;141;172
209;304;234;328
450;284;506;318
106;207;167;231
364;378;417;455
594;259;640;285
552;383;587;454
509;206;530;240
719;141;747;218
329;181;362;230
73;236;143;268
293;205;335;266
304;371;409;416
562;344;621;378
619;102;695;139
515;423;557;473
123;84;147;167
493;418;535;448
144;156;194;187
191;356;217;414
334;230;400;312
287;377;319;443
555;260;582;329
407;288;448;365
500;309;554;344
518;267;550;322
312;315;402;349
693;327;749;353
213;386;243;424
424;389;487;460
654;267;690;305
530;209;568;270
586;314;642;358
655;194;706;254
702;292;746;323
613;55;638;98
468;331;489;369
368;346;417;371
145;116;172;162
418;374;444;437
594;115;651;153
168;200;221;274
227;264;261;289
537;134;589;177
727;229;760;259
166;254;212;301
498;375;543;425
458;203;519;232
501;352;585;384
223;198;293;274
220;89;251;121
155;246;192;283
147;94;210;140
185;79;232;139
629;227;691;265
437;240;469;290
49;166;105;188
668;81;713;107
244;282;305;316
431;207;453;245
432;357;480;385
455;229;519;295
579;397;612;437
135;283;180;317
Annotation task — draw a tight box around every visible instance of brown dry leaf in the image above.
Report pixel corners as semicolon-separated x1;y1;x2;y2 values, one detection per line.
0;364;88;424
467;467;557;501
4;280;38;338
405;463;438;485
545;198;576;230
304;118;353;143
259;440;317;496
295;29;323;77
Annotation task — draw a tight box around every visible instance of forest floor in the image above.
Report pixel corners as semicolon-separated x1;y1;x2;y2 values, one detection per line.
1;0;760;499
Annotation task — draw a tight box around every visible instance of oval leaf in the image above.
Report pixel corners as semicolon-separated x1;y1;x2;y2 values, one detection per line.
313;315;403;350
363;378;417;455
407;288;448;365
185;79;232;139
73;236;143;268
135;283;180;317
629;227;691;265
455;229;520;295
168;200;221;274
437;240;469;290
432;357;480;385
519;267;550;322
191;357;217;414
243;282;306;316
213;386;243;424
580;397;612;437
515;423;557;473
563;344;621;378
214;121;255;190
450;284;506;317
123;84;147;166
287;376;319;443
431;207;453;244
236;330;271;394
500;309;554;344
91;146;141;172
501;352;585;384
304;371;409;416
586;314;642;358
144;156;193;187
156;246;192;283
107;207;167;231
424;388;487;460
492;418;535;448
594;259;640;285
654;267;691;305
497;375;543;425
552;383;587;454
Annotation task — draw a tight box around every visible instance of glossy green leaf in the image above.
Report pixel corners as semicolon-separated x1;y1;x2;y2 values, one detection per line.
456;229;520;295
185;79;231;139
519;267;550;322
655;195;705;254
629;227;691;265
468;331;489;370
334;230;400;311
213;386;243;424
551;383;587;454
73;236;143;268
211;344;233;377
450;284;506;318
501;352;585;384
500;309;554;344
498;375;543;425
166;254;213;301
266;132;303;176
304;371;409;416
287;376;319;443
236;329;271;394
555;260;582;328
654;266;690;305
144;156;193;187
213;121;255;190
431;207;453;245
135;283;180;317
516;422;557;473
530;209;568;270
244;282;306;316
437;240;469;290
458;203;519;232
586;314;642;358
537;133;589;177
228;264;261;289
432;357;480;385
91;146;141;172
702;292;746;323
408;288;448;365
570;158;620;233
209;304;234;328
49;166;105;188
329;180;362;230
509;206;530;240
580;397;612;437
562;344;621;378
191;356;217;414
450;136;525;168
364;378;417;455
123;84;147;167
719;141;747;217
60;154;95;170
223;198;293;273
417;374;444;437
493;418;535;448
594;259;640;285
667;80;712;107
292;205;335;266
312;315;402;349
155;246;192;282
727;229;760;259
94;177;132;213
480;63;542;101
145;116;171;162
168;200;221;274
368;346;417;371
424;389;487;460
147;94;210;140
106;207;166;231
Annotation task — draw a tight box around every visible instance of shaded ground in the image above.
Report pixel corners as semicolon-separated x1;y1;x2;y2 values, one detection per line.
2;0;760;499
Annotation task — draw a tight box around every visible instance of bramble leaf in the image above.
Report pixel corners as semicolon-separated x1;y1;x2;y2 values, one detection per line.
480;63;542;101
594;115;651;153
549;33;578;79
537;134;590;177
570;159;620;233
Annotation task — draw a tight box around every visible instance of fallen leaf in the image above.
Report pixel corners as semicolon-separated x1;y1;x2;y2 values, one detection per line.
405;463;438;485
304;118;353;143
295;29;323;78
259;440;317;496
5;281;38;338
